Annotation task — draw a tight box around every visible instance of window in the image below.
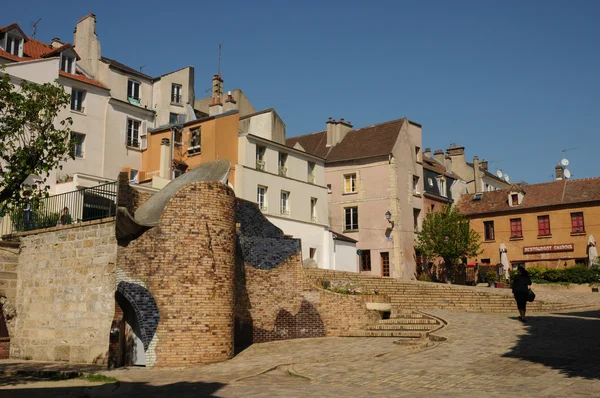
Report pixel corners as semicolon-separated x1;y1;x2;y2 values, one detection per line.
511;194;518;206
60;53;75;73
438;177;446;197
257;186;267;211
256;146;266;170
381;252;390;277
280;191;290;215
571;212;585;233
308;162;316;183
127;119;141;148
484;221;495;241
413;175;420;194
171;84;182;104
428;178;433;187
71;133;85;158
344;173;357;193
327;184;332;194
413;208;421;231
360;250;371;272
169;113;180;125
127;80;141;101
70;89;85;112
173;169;184;178
311;198;317;222
278;153;288;176
538;215;551;236
415;146;421;162
188;128;201;154
510;218;523;238
6;35;22;56
344;207;359;231
309;248;317;259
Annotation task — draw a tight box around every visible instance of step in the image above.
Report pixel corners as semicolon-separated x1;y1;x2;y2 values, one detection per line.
367;324;438;331
340;330;428;338
378;318;439;325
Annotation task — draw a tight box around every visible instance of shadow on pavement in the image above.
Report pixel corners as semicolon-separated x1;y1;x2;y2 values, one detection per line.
0;380;226;397
503;312;600;380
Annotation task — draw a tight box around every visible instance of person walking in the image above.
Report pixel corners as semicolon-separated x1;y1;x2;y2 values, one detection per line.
512;265;532;322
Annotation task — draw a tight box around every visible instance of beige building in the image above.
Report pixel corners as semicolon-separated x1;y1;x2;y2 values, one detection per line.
0;15;197;195
432;145;511;194
288;117;424;279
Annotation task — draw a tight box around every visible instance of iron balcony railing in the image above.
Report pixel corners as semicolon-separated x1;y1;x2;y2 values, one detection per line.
0;182;117;239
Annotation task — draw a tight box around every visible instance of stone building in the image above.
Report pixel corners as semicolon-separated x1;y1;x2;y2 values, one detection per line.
421;148;467;213
457;172;600;269
287;117;424;279
0;161;377;367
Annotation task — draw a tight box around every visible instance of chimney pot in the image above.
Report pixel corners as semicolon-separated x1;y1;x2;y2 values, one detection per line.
555;164;564;180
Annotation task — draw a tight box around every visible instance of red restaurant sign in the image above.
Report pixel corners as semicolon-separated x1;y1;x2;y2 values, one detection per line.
523;244;574;254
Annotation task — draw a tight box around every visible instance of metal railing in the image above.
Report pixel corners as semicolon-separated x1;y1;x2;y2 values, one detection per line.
0;182;117;239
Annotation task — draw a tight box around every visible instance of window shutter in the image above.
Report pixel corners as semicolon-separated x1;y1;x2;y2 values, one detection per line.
141;121;147;149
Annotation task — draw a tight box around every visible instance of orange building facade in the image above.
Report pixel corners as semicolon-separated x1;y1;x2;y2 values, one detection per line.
458;178;600;269
133;111;240;186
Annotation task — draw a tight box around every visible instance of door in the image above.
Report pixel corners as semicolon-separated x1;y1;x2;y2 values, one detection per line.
381;252;390;277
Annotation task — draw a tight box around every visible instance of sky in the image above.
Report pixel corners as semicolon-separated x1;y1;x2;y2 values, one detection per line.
5;0;599;184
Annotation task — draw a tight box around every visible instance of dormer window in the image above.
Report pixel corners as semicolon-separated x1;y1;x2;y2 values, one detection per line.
127;79;141;105
507;186;525;207
6;34;23;57
60;53;76;74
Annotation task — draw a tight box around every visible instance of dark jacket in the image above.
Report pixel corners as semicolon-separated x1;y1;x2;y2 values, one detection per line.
512;273;532;294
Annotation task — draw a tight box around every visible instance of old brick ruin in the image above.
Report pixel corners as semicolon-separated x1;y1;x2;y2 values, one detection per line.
0;171;382;367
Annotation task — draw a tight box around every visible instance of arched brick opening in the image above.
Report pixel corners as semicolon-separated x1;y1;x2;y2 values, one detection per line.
113;282;160;367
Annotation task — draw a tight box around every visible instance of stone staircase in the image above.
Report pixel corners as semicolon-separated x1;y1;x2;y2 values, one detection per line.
340;310;445;346
304;268;583;313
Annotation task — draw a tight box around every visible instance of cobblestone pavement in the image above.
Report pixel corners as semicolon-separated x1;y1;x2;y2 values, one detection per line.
2;307;600;397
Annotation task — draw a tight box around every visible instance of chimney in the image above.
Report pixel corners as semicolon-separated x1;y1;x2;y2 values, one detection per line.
444;155;453;173
473;156;482;193
480;159;488;171
211;74;223;103
326;117;336;147
445;145;466;170
73;14;101;78
555;164;564;180
433;149;444;164
51;38;63;48
223;90;237;113
423;148;431;158
159;138;171;179
334;118;352;145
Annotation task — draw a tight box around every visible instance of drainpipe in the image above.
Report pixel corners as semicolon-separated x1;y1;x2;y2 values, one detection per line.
170;124;183;180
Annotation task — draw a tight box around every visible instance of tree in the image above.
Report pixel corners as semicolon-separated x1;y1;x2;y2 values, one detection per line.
415;205;482;280
0;69;74;212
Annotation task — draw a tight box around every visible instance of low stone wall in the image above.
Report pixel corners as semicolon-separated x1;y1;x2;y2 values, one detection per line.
10;219;117;363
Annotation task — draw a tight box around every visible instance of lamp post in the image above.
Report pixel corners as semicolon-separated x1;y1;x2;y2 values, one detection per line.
385;211;394;227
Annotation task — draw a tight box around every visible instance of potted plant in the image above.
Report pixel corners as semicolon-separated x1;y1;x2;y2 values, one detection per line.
486;271;498;287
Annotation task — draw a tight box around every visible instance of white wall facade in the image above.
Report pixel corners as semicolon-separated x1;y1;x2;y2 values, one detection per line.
331;238;358;272
235;134;331;267
152;67;194;126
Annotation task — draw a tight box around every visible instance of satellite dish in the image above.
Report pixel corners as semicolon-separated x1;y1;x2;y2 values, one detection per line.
496;170;503;178
563;169;571;179
504;174;510;182
561;158;569;167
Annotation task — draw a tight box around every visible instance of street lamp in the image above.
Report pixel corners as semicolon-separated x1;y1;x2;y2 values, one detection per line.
385;211;394;227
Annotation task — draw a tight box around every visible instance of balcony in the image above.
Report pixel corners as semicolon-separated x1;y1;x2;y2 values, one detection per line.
280;209;290;216
259;205;268;212
171;94;182;105
256;159;265;171
127;138;140;148
308;175;315;184
278;166;287;177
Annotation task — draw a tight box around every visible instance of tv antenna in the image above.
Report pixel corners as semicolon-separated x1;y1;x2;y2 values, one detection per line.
32;18;42;39
139;65;146;73
217;43;223;76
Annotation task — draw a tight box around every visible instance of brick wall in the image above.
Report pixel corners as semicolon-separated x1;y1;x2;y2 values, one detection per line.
235;201;381;345
10;219;117;363
117;181;236;367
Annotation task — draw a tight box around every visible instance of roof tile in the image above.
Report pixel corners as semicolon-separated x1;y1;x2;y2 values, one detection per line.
457;177;600;215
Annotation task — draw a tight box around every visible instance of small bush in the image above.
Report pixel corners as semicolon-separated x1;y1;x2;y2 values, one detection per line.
485;271;498;283
510;265;600;284
321;280;331;289
79;373;118;383
417;273;432;282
